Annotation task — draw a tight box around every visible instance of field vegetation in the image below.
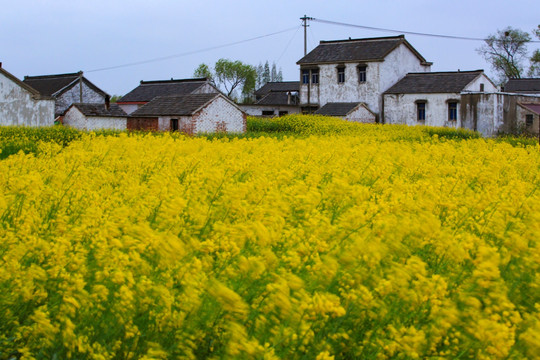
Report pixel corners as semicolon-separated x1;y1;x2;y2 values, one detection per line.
0;116;539;359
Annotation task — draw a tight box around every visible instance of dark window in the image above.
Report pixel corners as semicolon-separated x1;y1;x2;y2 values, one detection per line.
302;69;309;84
262;110;275;116
358;65;367;83
480;83;485;92
337;66;345;83
417;102;426;121
448;102;458;121
526;114;534;126
279;111;288;116
170;118;179;131
311;69;319;84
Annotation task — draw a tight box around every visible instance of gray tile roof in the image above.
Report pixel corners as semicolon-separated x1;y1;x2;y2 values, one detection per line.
504;78;540;93
118;78;209;103
130;93;221;117
255;92;299;106
23;72;108;98
384;70;484;94
315;102;362;117
71;103;127;117
254;81;299;96
297;35;430;65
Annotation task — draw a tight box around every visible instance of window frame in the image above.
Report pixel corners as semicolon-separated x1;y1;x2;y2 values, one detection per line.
337;66;345;84
170;118;179;131
447;101;458;122
526;114;534;127
302;69;310;84
416;101;427;122
311;69;319;84
357;64;367;83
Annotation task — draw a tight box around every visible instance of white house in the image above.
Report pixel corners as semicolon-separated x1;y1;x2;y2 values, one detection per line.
63;103;127;131
23;71;109;118
296;35;432;116
383;70;497;131
117;78;219;115
129;93;246;134
315;102;376;123
0;63;55;126
241;81;301;116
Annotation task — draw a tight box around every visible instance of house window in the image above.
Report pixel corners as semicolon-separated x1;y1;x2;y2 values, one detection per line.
337;66;345;83
480;83;485;92
262;110;275;116
311;69;319;84
170;118;179;131
526;114;534;126
302;69;310;84
279;111;288;116
448;102;458;121
358;65;367;83
417;102;426;122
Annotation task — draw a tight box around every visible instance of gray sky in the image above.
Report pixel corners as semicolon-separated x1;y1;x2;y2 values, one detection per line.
1;0;538;96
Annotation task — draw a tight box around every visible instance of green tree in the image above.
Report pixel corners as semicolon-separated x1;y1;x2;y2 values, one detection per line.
263;61;271;85
529;25;540;77
477;27;531;84
194;59;256;101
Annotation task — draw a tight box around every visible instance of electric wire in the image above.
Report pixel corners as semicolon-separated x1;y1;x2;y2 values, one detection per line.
312;18;540;43
86;26;301;73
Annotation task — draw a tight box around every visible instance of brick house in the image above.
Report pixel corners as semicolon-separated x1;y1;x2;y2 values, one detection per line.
129;93;246;134
23;71;109;118
0;63;55;126
297;35;432;117
117;78;219;115
315;102;376;123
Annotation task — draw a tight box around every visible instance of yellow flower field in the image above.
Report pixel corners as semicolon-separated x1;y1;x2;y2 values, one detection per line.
0;120;539;359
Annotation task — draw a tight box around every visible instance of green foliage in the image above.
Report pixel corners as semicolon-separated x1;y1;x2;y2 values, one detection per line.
194;59;256;101
477;27;531;84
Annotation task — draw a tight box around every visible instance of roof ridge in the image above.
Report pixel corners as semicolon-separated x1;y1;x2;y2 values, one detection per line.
320;35;404;44
406;70;484;75
140;78;207;85
24;72;82;80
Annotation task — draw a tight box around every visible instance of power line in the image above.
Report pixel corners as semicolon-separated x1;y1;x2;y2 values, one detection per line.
276;26;301;66
312;18;540;43
86;26;301;73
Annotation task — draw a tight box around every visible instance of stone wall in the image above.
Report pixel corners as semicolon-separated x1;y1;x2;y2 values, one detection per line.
56;81;106;116
63;107;127;131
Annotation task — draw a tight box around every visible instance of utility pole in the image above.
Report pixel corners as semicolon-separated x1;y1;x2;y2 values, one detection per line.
300;15;313;56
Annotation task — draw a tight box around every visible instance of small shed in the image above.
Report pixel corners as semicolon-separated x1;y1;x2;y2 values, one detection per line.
63;103;127;130
315;102;376;123
129;93;246;134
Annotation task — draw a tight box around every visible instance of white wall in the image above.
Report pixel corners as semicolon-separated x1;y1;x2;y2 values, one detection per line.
195;96;245;133
63;107;127;130
240;105;300;116
0;71;55;126
346;105;376;123
463;74;498;93
117;103;140;115
384;93;462;128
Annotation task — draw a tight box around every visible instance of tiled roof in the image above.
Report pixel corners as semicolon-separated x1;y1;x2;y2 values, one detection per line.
71;103;127;117
130;93;221;116
254;81;299;96
23;72;108;98
504;78;540;93
297;35;430;65
256;91;299;106
315;102;362;117
384;70;484;94
119;78;209;103
519;103;540;115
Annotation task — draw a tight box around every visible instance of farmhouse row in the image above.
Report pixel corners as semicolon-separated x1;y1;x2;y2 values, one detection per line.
1;35;540;136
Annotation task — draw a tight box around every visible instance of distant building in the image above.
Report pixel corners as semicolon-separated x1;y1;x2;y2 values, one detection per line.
23;71;109;118
503;78;540;94
129;93;246;134
117;78;219;115
63;103;127;131
0;63;55;126
297;35;432;116
242;81;301;116
384;70;497;131
315;102;376;123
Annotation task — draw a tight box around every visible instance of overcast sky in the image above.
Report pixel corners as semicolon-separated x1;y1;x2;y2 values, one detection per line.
1;0;538;96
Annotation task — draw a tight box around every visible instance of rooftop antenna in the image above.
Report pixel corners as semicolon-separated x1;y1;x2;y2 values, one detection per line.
300;15;313;55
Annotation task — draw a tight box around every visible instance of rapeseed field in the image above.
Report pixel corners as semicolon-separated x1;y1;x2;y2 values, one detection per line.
0;116;539;359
